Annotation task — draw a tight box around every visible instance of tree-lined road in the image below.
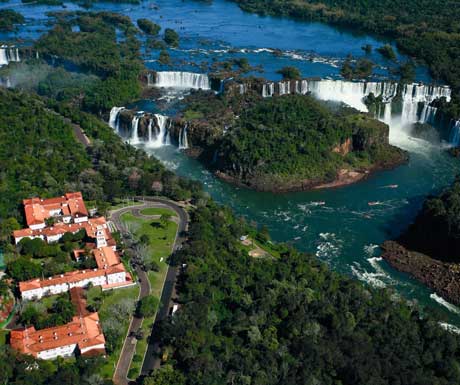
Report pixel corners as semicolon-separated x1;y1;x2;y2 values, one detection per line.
110;197;189;385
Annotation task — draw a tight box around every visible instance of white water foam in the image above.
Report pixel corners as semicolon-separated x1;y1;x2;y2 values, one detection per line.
430;293;460;314
351;254;396;289
109;106;124;132
155;71;210;90
316;233;343;262
439;322;460;335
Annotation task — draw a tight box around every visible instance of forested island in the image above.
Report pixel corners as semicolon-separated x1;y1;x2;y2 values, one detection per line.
170;86;407;192
0;10;24;31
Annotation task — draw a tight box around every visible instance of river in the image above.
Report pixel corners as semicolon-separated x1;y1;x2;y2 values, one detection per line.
2;0;460;324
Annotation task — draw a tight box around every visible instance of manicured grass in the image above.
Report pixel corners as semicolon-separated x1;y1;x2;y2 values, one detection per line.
139;207;176;217
88;285;139;379
121;212;177;267
120;212;177;378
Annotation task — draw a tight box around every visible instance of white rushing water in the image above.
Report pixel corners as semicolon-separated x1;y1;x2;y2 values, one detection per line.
110;77;456;151
108;109;175;148
130;116;141;144
109;107;124;132
449;120;460;146
261;79;453;144
148;114;170;148
430;294;460;315
0;46;20;66
178;123;189;149
155;71;210;90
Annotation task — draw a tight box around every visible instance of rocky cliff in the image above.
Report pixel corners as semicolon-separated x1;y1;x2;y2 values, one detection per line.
381;241;460;306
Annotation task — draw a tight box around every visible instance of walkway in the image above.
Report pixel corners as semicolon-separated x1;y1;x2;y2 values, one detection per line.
110;197;189;385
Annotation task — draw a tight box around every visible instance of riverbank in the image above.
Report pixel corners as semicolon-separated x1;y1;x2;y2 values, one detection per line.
214;150;408;193
381;241;460;306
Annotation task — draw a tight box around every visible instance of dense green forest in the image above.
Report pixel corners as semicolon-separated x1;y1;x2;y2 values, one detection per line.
182;90;406;190
0;10;24;31
400;178;460;262
0;88;201;239
154;202;460;385
0;350;109;385
0;89;90;219
229;0;460;118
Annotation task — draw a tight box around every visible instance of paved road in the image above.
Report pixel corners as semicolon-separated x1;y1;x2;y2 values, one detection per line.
46;108;91;148
138;197;189;376
110;197;189;385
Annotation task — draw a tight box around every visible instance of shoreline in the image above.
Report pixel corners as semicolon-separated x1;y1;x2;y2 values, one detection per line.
213;157;408;193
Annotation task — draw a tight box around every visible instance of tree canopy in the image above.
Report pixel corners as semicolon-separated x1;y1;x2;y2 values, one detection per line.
157;201;460;385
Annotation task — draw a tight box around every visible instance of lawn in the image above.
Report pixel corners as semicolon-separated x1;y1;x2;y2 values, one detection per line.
120;211;177;378
139;207;177;217
87;285;139;379
40;293;64;309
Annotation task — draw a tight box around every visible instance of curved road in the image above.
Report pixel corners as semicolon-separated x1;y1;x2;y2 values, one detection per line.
110;197;189;385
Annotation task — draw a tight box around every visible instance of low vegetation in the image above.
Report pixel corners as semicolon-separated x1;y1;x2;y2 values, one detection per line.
0;10;24;31
341;57;374;79
276;66;301;80
164;28;179;47
137;18;161;36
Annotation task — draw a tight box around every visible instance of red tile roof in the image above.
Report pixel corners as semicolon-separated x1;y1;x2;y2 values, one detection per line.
22;192;88;227
93;247;121;269
13;217;114;245
19;264;126;293
10;287;105;357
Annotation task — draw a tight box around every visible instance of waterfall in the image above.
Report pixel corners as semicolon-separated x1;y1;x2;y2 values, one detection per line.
0;46;20;66
419;105;437;125
155;71;210;89
165;120;172;145
278;81;290;96
147;118;153;142
262;82;275;97
449;121;460;146
130;116;141;144
109;107;124;132
178;124;189;149
259;79;451;128
383;103;392;125
148;114;169;148
146;72;154;87
0;49;8;66
8;48;20;62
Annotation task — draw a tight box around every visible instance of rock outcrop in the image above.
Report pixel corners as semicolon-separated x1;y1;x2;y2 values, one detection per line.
381;241;460;305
